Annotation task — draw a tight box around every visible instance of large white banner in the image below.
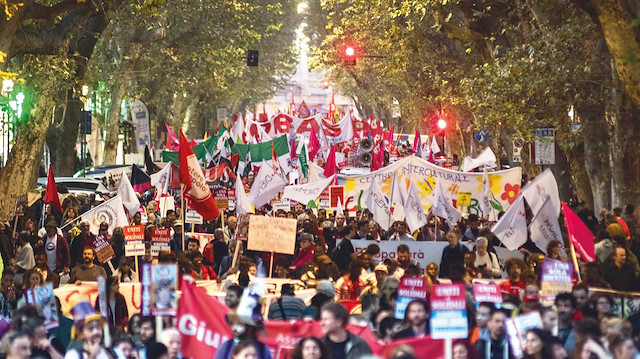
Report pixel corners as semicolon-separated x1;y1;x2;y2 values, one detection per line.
242;113;353;145
311;156;522;220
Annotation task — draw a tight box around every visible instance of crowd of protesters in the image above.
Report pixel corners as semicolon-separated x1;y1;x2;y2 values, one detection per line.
0;179;639;359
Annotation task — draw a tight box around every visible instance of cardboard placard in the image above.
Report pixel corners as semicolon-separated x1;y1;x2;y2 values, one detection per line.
540;259;573;303
505;312;543;358
185;209;204;225
124;225;145;257
430;310;468;339
247;216;297;255
25;284;59;330
329;186;344;208
93;234;115;264
150;228;171;256
151;264;178;316
473;282;503;304
457;192;472;207
431;283;467;311
395;277;428;319
213;189;231;210
14;195;27;216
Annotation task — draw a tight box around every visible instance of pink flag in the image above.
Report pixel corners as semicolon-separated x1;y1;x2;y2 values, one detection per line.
324;146;338;184
308;129;320;161
165;123;180;150
562;201;595;262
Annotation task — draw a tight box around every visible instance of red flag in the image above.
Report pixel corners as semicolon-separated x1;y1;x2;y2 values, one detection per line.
165;123;180;150
271;142;282;174
297;100;310;118
428;150;435;163
179;130;220;220
44;165;62;214
290;93;296;116
562;201;595;262
328;93;336;122
371;148;381;171
324;146;338;184
308;129;320;161
190;139;198;148
413;130;421;154
177;279;232;358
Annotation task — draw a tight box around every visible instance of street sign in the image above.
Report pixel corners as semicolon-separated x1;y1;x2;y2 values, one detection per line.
532;128;555;165
513;137;524;148
217;108;227;123
474;129;489;143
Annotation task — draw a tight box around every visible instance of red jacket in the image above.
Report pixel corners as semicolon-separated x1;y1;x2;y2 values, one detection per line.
291;247;314;270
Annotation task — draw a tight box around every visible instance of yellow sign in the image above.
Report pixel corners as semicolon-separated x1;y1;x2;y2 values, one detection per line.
457;192;472;207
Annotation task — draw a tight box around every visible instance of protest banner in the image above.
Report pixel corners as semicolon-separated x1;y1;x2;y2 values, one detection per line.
540;259;573;304
124;225;145;257
430;283;468;340
212;189;231;211
150;228;171;256
395;277;428;319
472;282;503;306
505;311;543;358
351;239;449;274
247;216;297;255
141;263;152;316
93;234;115;264
310;155;522;219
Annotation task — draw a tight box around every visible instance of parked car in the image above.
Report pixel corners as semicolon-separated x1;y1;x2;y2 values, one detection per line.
36;177;111;198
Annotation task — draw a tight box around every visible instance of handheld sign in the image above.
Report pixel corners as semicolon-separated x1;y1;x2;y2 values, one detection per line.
394;277;428;319
430;283;468;339
151;264;178;316
473;282;503;306
93;234;115;264
124;225;145;257
247;216;297;255
457;192;472;207
540;259;573;304
150;228;171;256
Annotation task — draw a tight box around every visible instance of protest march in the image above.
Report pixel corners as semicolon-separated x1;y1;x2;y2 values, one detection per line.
0;111;634;359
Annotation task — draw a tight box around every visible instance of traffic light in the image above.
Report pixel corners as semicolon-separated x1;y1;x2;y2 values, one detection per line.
342;44;357;66
247;50;259;66
429;115;448;135
321;79;330;89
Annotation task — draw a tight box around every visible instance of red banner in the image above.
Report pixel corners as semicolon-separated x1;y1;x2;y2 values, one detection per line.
177;279;446;358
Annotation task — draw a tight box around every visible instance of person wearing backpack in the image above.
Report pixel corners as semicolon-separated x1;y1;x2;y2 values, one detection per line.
474;237;502;279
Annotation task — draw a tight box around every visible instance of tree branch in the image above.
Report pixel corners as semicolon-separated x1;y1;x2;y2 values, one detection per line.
432;4;493;61
24;0;85;21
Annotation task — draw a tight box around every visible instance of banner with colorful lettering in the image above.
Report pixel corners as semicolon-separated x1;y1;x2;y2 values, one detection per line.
310;155;522;220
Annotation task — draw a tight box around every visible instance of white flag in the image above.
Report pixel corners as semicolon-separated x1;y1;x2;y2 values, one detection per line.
248;160;287;209
432;179;461;227
235;174;254;215
80;196;129;235
522;168;560;217
336;197;344;216
390;174;406;222
479;169;492;217
491;195;528;251
405;181;428;233
430;136;441;155
281;175;335;205
150;162;172;201
462;147;497;172
529;198;563;254
232;115;245;143
365;178;393;231
117;171;140;216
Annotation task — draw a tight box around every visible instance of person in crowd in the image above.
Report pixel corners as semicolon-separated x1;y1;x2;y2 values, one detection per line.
474;237;501;279
523;328;553;359
498;258;527;299
555;292;577;356
590;292;614;320
610;335;637;359
393;299;429;339
540;306;559;335
330;225;356;273
463;214;480;241
546;240;569;262
378;316;402;343
37;221;71;273
70;247;107;284
268;284;305;320
65;312;110;359
290;234;315;274
291;337;329;359
69;222;95;269
470;302;495;344
225;285;243;310
452;340;479;359
14;231;35;279
170;221;187;258
352;220;371;241
3;330;32;359
475;308;514;359
203;228;228;273
137;316;156;359
603;246;638;290
216;314;271;359
595;230;615;264
188;251;217;280
160;328;182;359
302;280;334;320
112;335;135;359
94;275;129;330
114;257;138;283
440;231;469;279
394;244;417;279
335;260;366;300
186;238;199;254
33;252;60;287
0;270;21;320
389;221;414;241
319;302;372;359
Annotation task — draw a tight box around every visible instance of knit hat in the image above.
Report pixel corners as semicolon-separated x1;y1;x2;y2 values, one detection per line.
316;280;335;298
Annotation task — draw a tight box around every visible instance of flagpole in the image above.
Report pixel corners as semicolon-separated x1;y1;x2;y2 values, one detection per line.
388;173;396;228
569;238;582;282
181;184;185;252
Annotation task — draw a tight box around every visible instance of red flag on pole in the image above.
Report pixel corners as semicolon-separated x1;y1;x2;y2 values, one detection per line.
308;129;320;161
324;146;338;185
562;201;595;262
179;130;220;220
44;165;62;214
371;148;381;171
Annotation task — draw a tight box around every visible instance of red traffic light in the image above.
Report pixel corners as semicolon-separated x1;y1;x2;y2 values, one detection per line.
342;43;357;65
429;113;450;135
436;118;447;130
322;80;330;89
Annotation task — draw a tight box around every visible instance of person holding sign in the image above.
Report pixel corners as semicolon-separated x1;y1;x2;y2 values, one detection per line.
393;299;430;339
70;247;107;284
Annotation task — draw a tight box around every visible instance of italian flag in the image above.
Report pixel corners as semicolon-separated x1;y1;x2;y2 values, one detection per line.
232;135;291;174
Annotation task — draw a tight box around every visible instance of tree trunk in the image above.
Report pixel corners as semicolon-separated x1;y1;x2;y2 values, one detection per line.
567;143;595;209
579;104;611;212
610;90;640;208
0;104;51;221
